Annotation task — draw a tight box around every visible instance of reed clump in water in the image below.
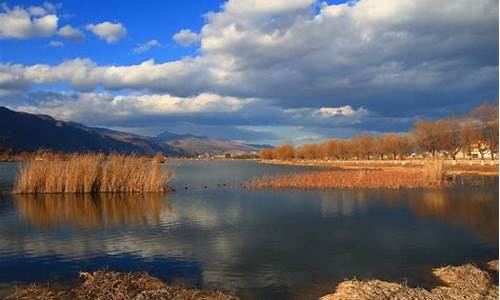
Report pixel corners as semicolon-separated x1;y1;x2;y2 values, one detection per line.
5;270;238;300
14;154;171;194
246;161;446;190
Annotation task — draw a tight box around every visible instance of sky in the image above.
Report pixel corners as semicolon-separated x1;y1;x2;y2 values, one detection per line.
0;0;498;145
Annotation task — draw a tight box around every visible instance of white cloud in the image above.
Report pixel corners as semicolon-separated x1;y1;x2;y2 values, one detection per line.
0;58;214;95
28;6;48;17
316;106;367;117
284;105;369;126
57;25;84;41
0;3;58;39
47;40;64;47
2;0;495;104
173;29;200;47
86;22;127;43
0;0;497;139
133;40;161;53
16;92;255;123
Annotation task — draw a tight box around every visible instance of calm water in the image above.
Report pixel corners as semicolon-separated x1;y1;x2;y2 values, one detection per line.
0;160;498;299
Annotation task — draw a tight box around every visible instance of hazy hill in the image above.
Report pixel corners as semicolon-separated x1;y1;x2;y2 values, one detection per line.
0;106;179;155
156;131;205;142
90;127;183;155
159;135;263;155
0;106;269;156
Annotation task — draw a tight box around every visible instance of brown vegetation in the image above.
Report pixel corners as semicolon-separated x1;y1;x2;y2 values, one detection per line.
246;162;445;190
5;270;238;300
13;154;171;194
261;103;499;161
321;260;498;300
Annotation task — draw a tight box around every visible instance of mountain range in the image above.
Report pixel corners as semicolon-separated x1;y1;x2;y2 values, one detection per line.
0;106;269;156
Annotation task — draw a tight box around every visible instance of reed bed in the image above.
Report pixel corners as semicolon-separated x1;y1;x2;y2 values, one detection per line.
246;163;445;190
14;154;171;194
321;260;499;300
5;270;238;300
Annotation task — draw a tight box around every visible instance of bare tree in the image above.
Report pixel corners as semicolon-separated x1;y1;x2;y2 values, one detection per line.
353;134;375;160
260;148;274;160
411;120;441;158
274;144;295;160
459;118;479;159
437;118;462;160
471;103;499;159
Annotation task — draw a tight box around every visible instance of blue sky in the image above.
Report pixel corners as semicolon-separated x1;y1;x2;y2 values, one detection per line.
0;1;222;65
0;0;498;145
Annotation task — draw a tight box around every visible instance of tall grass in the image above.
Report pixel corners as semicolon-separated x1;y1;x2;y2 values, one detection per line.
246;164;446;190
422;160;444;185
14;154;171;194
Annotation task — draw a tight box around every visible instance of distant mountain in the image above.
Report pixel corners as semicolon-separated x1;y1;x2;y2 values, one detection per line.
0;106;180;155
159;134;264;155
0;106;269;156
245;143;273;150
156;131;205;142
156;131;272;155
90;127;183;155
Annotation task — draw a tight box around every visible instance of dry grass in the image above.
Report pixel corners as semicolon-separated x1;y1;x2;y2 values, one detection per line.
321;260;499;300
260;159;499;176
13;154;171;194
5;270;238;300
422;160;443;185
247;162;445;190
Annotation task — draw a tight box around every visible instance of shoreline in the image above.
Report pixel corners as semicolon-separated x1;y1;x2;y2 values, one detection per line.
3;260;498;300
259;159;499;176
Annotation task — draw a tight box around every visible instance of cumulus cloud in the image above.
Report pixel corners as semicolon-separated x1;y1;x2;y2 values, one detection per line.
0;58;213;95
8;89;371;138
0;0;498;141
133;40;161;53
3;0;496;110
173;29;200;47
315;106;368;118
57;25;84;41
15;92;255;123
0;3;58;39
86;22;127;43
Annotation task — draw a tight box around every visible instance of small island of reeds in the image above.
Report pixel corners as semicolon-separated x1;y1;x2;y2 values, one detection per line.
246;161;447;190
13;153;171;194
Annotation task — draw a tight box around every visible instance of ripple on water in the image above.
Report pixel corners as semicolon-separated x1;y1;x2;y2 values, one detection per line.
0;160;497;300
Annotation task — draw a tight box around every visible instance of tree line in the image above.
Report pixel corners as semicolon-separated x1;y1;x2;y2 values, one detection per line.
261;103;499;161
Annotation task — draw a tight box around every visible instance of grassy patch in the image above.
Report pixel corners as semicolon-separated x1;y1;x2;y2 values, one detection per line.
14;154;171;194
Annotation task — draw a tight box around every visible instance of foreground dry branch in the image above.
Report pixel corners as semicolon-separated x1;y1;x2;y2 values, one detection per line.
5;270;238;300
14;154;171;194
321;260;499;300
247;162;445;190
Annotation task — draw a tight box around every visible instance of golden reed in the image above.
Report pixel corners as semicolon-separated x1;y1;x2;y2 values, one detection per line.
246;162;445;190
14;154;171;194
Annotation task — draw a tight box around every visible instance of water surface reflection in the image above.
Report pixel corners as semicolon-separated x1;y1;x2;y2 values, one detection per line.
317;189;499;243
0;161;497;300
14;193;172;229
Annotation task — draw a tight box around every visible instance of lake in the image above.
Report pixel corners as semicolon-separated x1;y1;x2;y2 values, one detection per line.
0;160;498;299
